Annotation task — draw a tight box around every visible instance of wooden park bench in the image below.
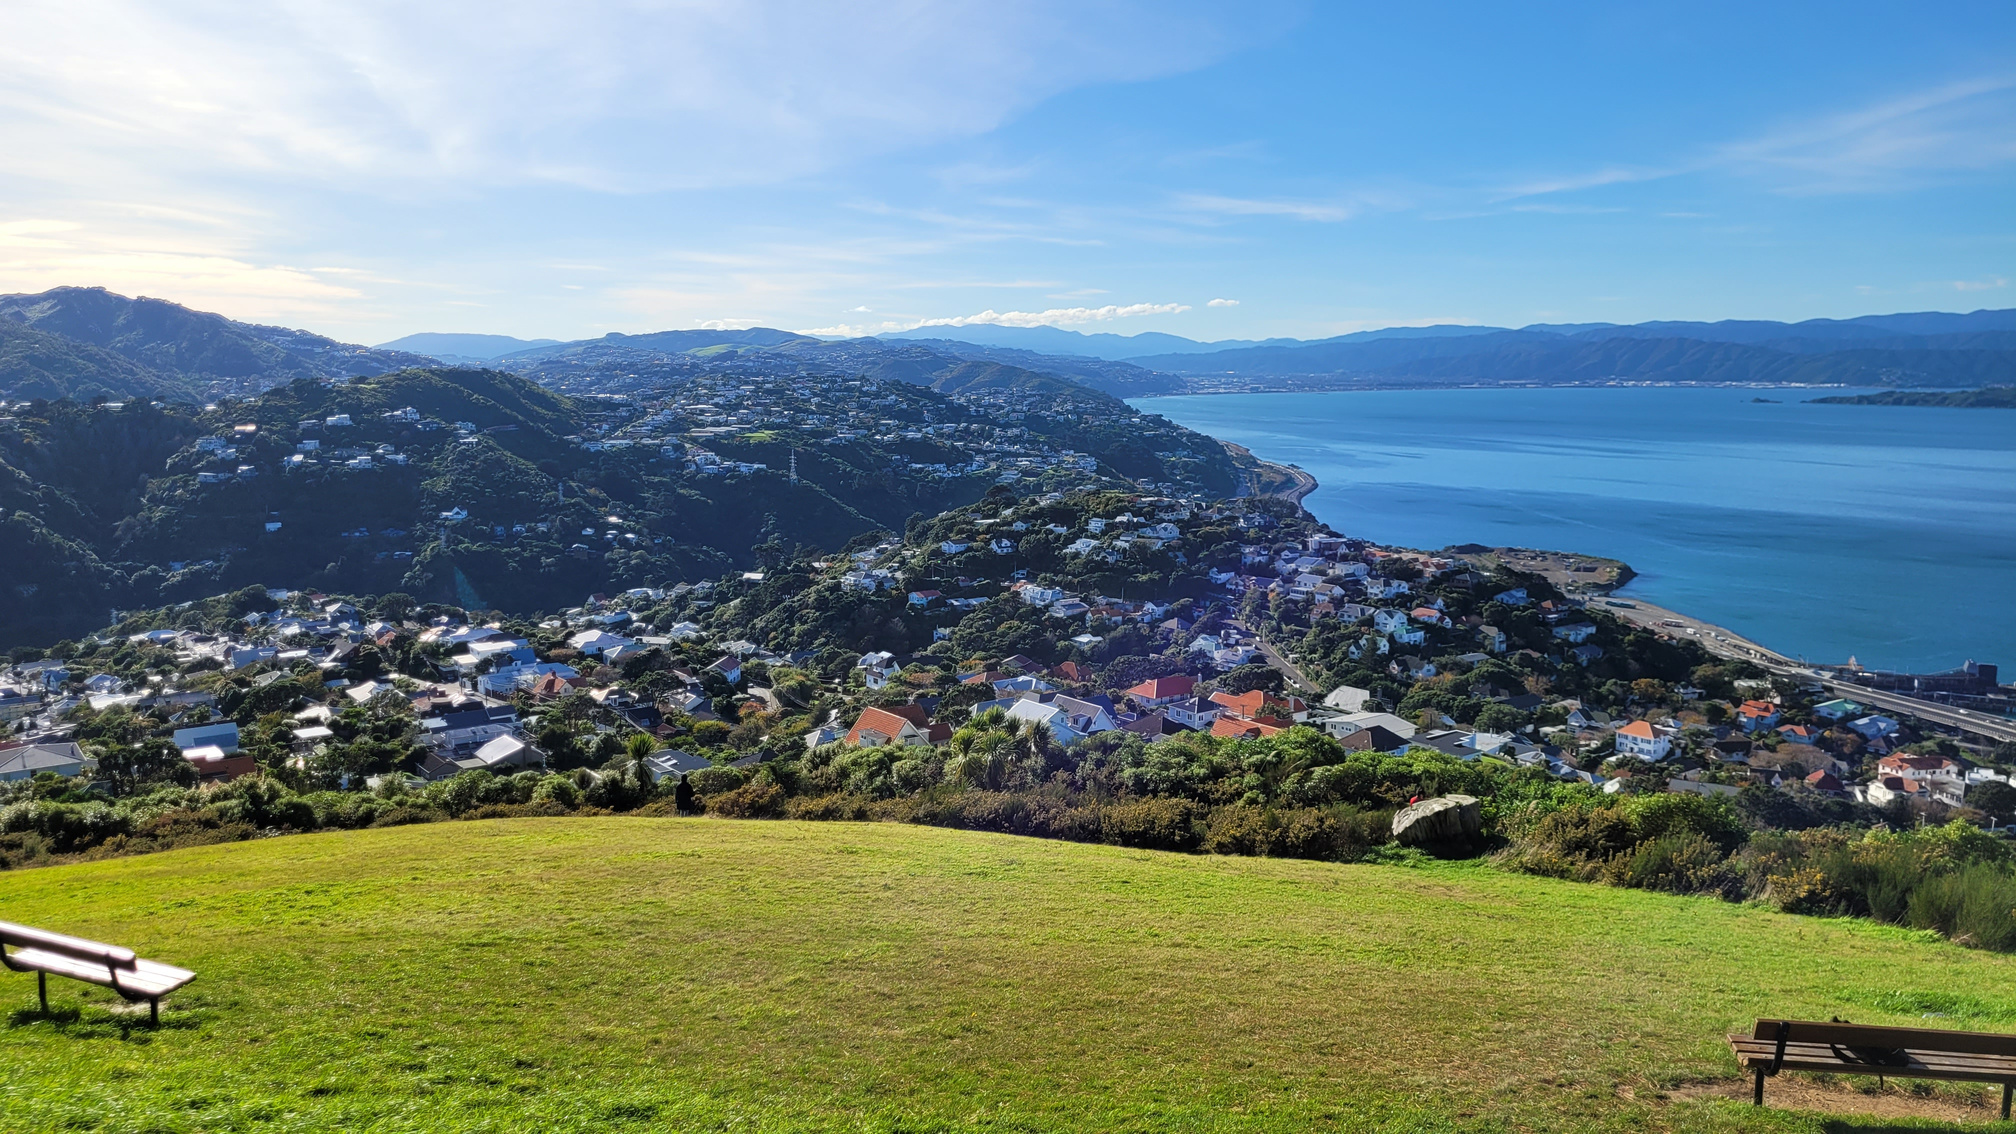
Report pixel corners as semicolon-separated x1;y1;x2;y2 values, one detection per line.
0;919;194;1027
1732;1018;2016;1119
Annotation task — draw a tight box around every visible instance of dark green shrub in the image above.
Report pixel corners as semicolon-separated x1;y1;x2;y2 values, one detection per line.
785;793;876;821
1099;798;1202;851
685;766;745;798
707;779;786;818
1601;833;1740;897
1202;804;1273;856
1906;865;2016;951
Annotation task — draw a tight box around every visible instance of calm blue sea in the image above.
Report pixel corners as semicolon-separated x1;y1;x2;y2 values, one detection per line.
1132;387;2016;673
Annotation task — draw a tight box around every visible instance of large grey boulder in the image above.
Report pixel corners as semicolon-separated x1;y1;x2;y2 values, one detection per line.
1391;794;1482;846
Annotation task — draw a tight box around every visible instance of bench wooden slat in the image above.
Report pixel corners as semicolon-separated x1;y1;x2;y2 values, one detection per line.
0;919;137;966
1735;1018;2016;1118
6;949;194;998
1732;1038;2016;1082
1750;1018;2016;1058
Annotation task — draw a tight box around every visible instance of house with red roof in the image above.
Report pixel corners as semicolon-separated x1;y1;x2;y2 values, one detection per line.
1776;723;1820;747
1211;716;1286;740
1052;660;1092;684
1124;674;1196;707
1736;700;1781;733
844;704;952;748
1875;754;1963;785
529;671;585;702
1208;689;1309;724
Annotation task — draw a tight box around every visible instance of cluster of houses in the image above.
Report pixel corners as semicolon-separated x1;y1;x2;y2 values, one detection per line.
543;368;1214;498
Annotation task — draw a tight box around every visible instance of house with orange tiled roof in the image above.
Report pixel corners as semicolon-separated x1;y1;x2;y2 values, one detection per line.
1052;660;1092;684
529;671;585;701
1208;689;1309;724
1875;754;1963;785
1614;719;1671;761
844;704;951;748
1125;674;1196;707
1211;716;1286;741
1776;723;1820;747
1736;699;1781;732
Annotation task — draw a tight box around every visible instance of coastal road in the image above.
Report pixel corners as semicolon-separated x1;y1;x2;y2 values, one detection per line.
1803;677;2016;746
1606;597;2016;746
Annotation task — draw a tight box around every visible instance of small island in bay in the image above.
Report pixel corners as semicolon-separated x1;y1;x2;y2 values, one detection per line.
1809;386;2016;408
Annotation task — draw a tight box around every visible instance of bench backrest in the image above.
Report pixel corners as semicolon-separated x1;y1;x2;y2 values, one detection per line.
1754;1018;2016;1058
0;920;136;967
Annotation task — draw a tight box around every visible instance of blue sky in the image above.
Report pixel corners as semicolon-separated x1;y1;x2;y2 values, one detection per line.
1;0;2011;344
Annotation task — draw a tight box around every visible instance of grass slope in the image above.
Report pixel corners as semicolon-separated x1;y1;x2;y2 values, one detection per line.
4;820;2016;1132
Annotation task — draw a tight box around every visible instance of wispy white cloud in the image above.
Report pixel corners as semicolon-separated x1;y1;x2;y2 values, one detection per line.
0;1;1264;195
1509;203;1627;215
0;215;362;320
798;300;1192;338
1952;277;2008;292
1502;75;2016;202
1497;166;1667;200
1172;194;1359;222
919;302;1190;328
1207;297;1239;307
1717;75;2016;193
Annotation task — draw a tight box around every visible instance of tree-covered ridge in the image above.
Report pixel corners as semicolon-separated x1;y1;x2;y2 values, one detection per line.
0;356;1249;645
0;319;190;402
0;286;435;398
1809;386;2016;408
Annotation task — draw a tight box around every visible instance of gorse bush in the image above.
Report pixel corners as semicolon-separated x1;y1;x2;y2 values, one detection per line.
1500;803;2016;952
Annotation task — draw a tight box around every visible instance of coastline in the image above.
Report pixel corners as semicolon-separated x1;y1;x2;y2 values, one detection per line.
1132;380;1863;399
1218;440;1318;504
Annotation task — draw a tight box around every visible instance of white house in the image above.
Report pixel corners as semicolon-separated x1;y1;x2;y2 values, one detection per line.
1849;714;1901;741
856;651;901;690
567;629;635;657
0;742;93;782
1005;696;1118;745
1614;720;1671;761
1365;577;1411;600
1323;685;1374;712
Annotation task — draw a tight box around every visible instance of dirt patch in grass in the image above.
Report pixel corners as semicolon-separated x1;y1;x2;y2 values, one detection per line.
1669;1075;2010;1124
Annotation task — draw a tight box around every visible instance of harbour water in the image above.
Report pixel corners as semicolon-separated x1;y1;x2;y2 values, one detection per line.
1132;386;2016;673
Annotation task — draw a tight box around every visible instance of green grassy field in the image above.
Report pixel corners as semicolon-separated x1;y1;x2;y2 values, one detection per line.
4;819;2016;1133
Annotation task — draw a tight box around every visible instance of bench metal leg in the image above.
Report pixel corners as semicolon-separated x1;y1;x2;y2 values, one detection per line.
37;971;46;1014
1754;1067;1765;1106
149;998;158;1028
2002;1081;2011;1120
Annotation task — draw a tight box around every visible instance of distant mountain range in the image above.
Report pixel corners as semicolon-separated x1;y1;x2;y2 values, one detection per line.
878;324;1312;359
373;332;562;364
4;285;2012;407
876;309;2016;363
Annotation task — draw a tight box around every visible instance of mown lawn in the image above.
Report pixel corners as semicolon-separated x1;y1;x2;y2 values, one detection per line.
2;818;2015;1132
